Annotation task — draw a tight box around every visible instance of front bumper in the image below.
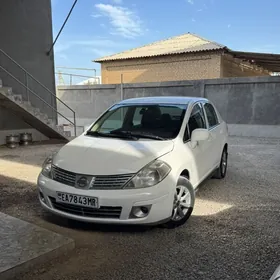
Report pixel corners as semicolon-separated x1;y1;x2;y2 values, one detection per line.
37;173;175;225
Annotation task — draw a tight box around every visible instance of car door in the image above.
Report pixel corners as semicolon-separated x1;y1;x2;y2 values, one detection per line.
183;103;213;186
202;102;222;168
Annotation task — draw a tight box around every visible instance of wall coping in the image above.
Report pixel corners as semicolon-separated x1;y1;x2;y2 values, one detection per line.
57;76;280;91
57;85;117;90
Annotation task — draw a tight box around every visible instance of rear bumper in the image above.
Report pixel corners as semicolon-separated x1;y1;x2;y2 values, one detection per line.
37;173;175;225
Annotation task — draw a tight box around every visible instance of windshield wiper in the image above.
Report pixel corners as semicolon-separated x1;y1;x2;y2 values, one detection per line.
86;131;138;140
114;131;167;140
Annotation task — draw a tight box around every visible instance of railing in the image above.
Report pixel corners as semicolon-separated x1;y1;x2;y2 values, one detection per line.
0;48;76;136
55;71;100;85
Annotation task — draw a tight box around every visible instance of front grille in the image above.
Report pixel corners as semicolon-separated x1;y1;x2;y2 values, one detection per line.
49;197;122;219
52;165;134;189
52;165;76;186
92;174;133;189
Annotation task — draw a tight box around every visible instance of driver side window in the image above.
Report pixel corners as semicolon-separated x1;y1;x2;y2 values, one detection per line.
184;103;206;141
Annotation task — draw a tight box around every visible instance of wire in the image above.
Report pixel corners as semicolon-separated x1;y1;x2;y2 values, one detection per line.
47;0;79;56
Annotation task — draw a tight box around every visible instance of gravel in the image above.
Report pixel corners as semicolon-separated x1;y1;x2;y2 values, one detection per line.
0;137;280;280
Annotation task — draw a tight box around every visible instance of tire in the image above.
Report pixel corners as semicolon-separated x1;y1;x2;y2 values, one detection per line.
164;176;195;229
213;146;228;179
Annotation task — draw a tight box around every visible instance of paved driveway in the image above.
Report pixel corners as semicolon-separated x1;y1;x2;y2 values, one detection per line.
0;137;280;280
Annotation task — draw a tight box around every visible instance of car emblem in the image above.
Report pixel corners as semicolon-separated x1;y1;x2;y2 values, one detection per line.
76;176;89;188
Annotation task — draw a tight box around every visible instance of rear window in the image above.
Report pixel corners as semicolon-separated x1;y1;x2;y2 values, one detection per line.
204;103;219;128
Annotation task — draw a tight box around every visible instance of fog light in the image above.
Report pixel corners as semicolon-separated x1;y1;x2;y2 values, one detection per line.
39;191;46;203
130;205;152;219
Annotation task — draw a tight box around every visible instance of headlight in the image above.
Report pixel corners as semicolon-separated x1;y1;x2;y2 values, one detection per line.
41;155;53;178
124;160;171;189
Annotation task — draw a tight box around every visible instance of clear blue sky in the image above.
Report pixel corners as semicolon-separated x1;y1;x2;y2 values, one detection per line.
51;0;280;80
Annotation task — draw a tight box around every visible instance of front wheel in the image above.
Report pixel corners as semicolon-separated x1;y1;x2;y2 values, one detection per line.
164;176;195;229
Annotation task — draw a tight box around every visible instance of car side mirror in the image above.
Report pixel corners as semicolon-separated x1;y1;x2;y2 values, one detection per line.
190;129;210;148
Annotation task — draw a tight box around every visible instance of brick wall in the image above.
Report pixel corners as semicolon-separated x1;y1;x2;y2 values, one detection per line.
101;52;222;84
221;54;269;78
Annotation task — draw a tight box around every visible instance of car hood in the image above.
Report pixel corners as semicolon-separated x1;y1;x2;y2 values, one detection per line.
53;135;174;175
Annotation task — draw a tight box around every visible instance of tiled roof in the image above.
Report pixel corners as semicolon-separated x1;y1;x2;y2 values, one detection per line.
94;33;226;62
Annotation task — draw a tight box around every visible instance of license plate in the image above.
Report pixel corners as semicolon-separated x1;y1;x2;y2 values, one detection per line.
56;192;98;208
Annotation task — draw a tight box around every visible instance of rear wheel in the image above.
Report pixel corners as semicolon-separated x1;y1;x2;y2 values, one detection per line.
213;146;228;179
164;176;195;229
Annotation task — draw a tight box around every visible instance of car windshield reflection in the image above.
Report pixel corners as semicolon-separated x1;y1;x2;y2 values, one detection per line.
89;103;188;140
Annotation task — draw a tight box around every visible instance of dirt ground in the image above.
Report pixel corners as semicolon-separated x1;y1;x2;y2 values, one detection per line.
0;136;280;280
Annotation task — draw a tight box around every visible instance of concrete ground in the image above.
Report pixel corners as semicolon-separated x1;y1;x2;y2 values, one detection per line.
0;212;74;280
0;136;280;280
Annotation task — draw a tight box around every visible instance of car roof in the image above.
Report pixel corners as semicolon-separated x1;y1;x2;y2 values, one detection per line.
118;96;208;105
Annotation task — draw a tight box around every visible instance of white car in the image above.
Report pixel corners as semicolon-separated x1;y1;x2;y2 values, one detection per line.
270;265;280;280
38;96;228;228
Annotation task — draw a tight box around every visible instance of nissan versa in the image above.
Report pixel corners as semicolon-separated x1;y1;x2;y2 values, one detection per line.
37;96;228;228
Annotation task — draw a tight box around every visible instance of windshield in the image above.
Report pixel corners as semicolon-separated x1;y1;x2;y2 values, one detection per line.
88;103;188;140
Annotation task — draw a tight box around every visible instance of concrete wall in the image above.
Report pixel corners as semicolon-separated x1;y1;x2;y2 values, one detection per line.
57;84;121;133
0;0;55;144
0;0;56;104
57;76;280;138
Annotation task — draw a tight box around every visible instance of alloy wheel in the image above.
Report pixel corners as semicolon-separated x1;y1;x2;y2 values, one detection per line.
221;150;227;175
171;185;191;221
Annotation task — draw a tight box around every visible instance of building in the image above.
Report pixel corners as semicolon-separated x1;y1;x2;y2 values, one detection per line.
0;0;73;145
94;33;280;84
77;76;102;85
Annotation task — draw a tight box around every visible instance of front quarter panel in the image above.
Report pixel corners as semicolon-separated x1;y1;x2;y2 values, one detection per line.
159;141;197;188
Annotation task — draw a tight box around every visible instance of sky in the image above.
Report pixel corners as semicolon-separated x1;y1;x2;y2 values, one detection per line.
51;0;280;82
